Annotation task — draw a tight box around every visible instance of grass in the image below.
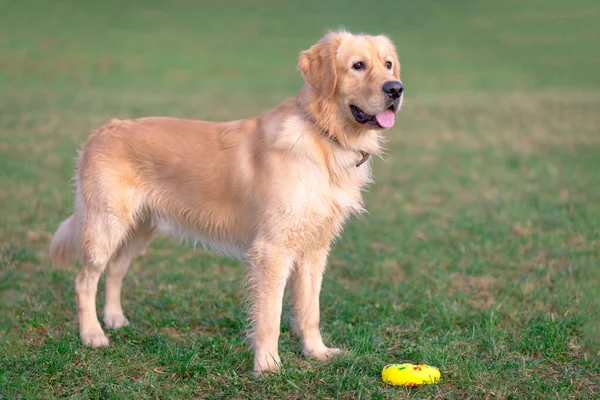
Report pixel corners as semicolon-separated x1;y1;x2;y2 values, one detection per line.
1;0;600;398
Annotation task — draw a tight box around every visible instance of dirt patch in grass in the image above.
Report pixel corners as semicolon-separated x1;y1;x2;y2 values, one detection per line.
450;273;498;310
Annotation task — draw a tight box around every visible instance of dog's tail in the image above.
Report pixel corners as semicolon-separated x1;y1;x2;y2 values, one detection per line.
49;214;81;266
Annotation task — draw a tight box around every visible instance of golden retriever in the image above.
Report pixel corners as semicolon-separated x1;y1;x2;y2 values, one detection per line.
49;30;403;375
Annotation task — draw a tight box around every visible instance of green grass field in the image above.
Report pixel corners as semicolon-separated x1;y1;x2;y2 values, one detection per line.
1;0;600;398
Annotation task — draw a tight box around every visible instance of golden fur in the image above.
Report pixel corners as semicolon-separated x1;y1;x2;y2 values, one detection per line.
50;30;403;375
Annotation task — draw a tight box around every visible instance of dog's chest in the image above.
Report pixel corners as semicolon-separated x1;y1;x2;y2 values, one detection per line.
324;174;367;215
269;114;374;244
288;157;370;227
323;150;372;213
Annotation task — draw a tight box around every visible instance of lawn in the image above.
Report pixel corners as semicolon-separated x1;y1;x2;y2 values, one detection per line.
1;0;600;398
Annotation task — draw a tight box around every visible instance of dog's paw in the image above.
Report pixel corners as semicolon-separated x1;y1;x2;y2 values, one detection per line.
103;312;129;329
253;353;281;377
252;364;281;378
303;346;341;361
81;330;110;348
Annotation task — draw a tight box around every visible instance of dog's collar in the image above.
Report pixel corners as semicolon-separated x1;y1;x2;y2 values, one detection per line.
317;129;371;168
356;151;370;167
300;106;371;167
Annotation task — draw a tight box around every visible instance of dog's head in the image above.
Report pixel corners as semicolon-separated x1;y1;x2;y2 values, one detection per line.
298;31;402;139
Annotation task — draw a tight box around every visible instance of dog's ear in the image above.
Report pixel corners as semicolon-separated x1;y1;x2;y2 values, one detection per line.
298;32;342;98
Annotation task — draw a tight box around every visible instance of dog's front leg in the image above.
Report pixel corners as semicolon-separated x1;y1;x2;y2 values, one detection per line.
246;240;295;376
290;245;341;360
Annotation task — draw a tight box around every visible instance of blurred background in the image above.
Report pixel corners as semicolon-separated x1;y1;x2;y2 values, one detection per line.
2;1;599;94
1;0;599;398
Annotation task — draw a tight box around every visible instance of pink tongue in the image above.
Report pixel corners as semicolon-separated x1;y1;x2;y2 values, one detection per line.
375;110;395;128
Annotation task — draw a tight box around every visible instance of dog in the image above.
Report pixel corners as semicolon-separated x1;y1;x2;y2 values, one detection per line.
49;30;403;375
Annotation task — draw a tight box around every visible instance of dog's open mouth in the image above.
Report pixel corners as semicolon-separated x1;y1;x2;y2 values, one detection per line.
350;105;396;128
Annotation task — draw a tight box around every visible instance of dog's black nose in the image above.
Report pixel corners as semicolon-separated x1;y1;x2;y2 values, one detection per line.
382;81;404;99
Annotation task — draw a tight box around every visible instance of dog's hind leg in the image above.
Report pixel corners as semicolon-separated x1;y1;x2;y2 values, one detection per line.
103;221;154;330
76;212;131;348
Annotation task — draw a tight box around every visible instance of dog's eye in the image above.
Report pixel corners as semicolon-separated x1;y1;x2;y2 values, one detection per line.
385;61;392;69
352;62;365;70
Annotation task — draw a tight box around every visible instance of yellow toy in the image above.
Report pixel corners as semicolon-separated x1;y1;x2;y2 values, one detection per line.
382;363;441;386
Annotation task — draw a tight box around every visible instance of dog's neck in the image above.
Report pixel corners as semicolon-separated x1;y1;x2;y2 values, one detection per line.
296;85;381;167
